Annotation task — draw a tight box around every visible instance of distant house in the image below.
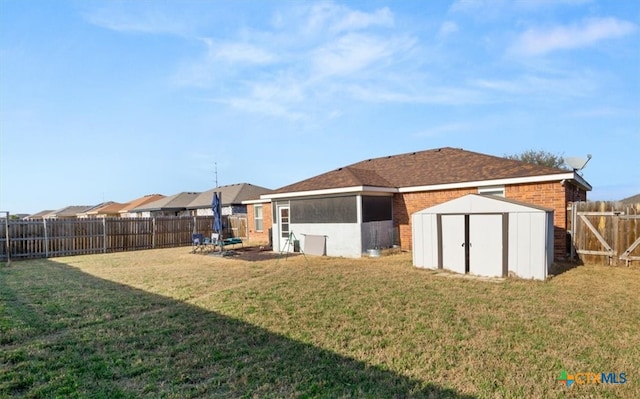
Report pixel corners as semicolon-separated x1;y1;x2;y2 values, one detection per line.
249;147;591;259
621;193;640;204
187;183;273;216
24;210;55;220
188;183;273;240
76;201;127;218
119;194;166;218
43;205;96;220
127;192;201;218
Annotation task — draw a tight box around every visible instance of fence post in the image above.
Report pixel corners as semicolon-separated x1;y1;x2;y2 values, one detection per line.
3;212;10;266
613;212;620;266
103;217;107;253
152;217;156;249
43;218;49;258
570;202;577;261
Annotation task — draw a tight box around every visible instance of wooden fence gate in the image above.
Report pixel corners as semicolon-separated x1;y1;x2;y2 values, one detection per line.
569;201;640;266
226;215;247;239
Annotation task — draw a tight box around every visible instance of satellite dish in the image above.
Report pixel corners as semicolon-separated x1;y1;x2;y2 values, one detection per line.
565;154;592;171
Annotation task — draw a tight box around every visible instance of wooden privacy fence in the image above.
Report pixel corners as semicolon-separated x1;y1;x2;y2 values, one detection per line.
0;215;247;261
569;201;640;266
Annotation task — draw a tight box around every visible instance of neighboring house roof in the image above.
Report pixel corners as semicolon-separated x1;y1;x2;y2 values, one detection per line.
131;192;201;212
188;183;273;209
82;201;127;216
46;205;96;218
119;194;166;214
25;210;55;219
621;193;640;204
268;147;591;197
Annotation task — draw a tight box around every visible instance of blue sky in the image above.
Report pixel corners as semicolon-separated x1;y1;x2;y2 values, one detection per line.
1;0;638;214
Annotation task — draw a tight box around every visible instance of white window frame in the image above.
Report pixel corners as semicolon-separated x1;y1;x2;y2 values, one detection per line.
478;185;505;197
254;205;263;232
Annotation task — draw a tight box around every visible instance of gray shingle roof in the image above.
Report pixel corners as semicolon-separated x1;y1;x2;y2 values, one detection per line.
26;210;55;219
46;205;96;218
131;192;200;212
119;194;166;213
188;183;273;209
620;193;640;204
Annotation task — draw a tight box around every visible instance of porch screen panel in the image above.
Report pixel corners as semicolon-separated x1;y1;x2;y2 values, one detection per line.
291;196;357;223
362;196;393;222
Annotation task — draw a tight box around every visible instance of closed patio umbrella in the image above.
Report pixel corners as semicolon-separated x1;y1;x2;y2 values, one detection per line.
212;192;222;237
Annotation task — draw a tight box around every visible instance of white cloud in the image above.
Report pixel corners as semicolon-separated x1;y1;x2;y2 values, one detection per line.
311;33;415;77
450;0;592;14
330;7;394;33
471;72;599;97
172;38;278;88
170;2;487;119
304;2;394;34
205;39;277;65
249;79;307;104
438;21;459;37
510;17;636;56
220;97;305;121
85;6;192;36
450;0;507;13
347;85;483;105
568;106;629;118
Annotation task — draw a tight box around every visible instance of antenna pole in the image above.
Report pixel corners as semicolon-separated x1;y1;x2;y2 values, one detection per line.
214;162;218;187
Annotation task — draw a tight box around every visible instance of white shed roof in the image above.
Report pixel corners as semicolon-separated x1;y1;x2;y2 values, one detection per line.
414;194;553;215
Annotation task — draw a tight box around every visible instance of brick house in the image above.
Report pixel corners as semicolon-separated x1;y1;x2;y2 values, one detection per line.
247;147;590;258
245;198;274;244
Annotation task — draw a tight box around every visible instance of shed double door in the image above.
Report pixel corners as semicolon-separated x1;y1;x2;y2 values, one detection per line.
441;214;504;277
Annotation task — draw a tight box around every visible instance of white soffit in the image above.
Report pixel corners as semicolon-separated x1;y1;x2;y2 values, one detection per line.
400;172;591;193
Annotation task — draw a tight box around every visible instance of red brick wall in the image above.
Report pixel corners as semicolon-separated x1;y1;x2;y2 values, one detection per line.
507;182;567;259
395;181;587;260
394;187;476;251
246;203;273;244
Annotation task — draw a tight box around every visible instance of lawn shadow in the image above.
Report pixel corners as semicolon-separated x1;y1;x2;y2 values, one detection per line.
1;259;476;399
548;259;584;278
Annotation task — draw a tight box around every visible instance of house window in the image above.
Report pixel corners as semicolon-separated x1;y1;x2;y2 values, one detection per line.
362;196;393;222
290;196;357;223
254;205;263;231
479;186;505;197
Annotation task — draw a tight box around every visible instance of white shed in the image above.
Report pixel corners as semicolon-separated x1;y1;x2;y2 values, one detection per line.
412;194;554;280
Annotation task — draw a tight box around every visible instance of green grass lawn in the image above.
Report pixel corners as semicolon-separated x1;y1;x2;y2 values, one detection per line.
1;247;639;398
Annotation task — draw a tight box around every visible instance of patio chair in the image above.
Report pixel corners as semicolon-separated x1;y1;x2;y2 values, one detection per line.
191;233;205;253
209;233;224;252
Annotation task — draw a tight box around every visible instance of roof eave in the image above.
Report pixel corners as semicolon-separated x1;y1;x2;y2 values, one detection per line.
130;207;187;212
399;172;591;193
262;186;397;200
569;173;592;191
242;198;273;204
